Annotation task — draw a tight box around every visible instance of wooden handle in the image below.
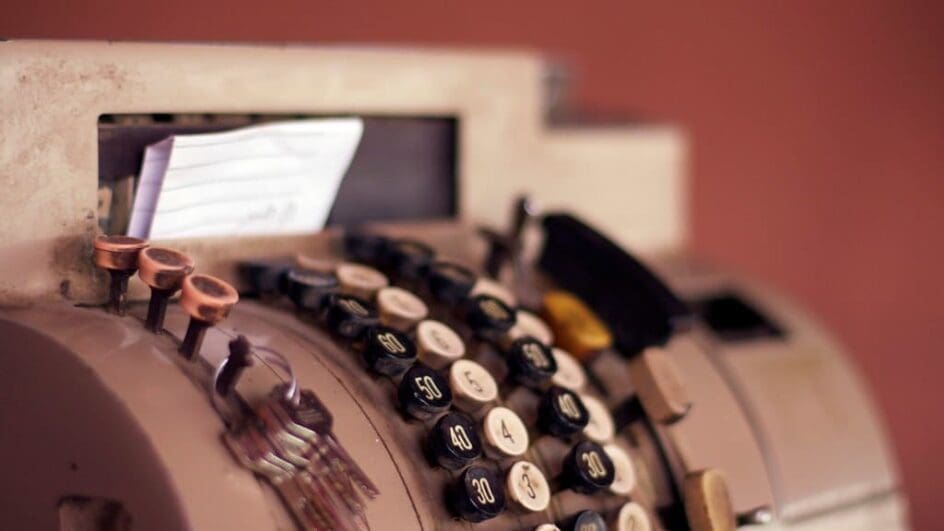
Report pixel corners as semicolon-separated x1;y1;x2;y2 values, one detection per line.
628;346;692;424
683;469;737;531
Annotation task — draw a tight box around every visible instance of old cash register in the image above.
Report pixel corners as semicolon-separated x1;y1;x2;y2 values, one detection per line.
0;40;906;531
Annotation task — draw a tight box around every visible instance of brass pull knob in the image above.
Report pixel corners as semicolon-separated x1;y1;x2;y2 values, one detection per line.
92;234;148;315
137;247;194;333
178;274;239;360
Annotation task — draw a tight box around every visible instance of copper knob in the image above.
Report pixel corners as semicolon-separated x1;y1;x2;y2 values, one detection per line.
137;247;195;333
178;274;239;360
92;235;149;315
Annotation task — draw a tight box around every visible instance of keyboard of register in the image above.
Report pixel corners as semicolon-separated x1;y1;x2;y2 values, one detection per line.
237;220;687;531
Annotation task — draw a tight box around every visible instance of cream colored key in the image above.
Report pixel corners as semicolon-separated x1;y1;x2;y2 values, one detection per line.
415;320;465;369
482;406;529;458
581;394;616;444
615;502;652;531
470;277;517;307
550;347;587;391
506;460;551;512
683;469;736;531
628;346;692;424
507;309;554;345
376;286;428;331
336;262;388;300
450;359;499;412
604;444;637;496
294;253;337;274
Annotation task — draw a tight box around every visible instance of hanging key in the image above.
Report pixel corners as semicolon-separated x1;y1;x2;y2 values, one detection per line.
215;339;378;531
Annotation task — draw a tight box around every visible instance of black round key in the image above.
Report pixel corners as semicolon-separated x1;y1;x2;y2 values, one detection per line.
562;510;608;531
449;465;506;522
507;336;558;388
325;294;378;339
397;363;452;420
427;261;477;304
386;238;434;280
239;260;290;296
425;411;483;470
363;326;416;376
465;294;516;341
284;267;338;311
343;230;390;264
539;385;589;437
561;440;615;495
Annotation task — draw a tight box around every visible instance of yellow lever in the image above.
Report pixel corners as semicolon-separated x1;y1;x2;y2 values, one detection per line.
541;290;613;360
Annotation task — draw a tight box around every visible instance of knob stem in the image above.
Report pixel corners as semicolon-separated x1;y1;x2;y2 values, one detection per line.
144;287;173;332
483;235;510;279
481;196;540;279
179;318;209;360
510;195;539;241
216;335;254;396
107;270;132;315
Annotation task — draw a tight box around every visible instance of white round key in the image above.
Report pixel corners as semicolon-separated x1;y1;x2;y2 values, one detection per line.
336;262;388;300
604;444;638;496
615;501;651;531
450;359;499;412
550;347;586;391
471;277;517;307
482;406;529;457
376;286;428;330
506;460;551;512
535;525;561;531
581;394;616;443
507;309;554;345
415;320;465;369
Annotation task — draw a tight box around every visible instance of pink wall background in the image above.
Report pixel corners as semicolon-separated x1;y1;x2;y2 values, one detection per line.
3;1;942;528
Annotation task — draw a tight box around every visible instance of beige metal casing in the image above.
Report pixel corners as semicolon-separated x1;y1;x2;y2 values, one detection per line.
0;222;908;530
0;40;907;531
0;39;684;306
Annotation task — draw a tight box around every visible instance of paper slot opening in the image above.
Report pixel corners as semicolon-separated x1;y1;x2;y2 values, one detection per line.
97;114;459;239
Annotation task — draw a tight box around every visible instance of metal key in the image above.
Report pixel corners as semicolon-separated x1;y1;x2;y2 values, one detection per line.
266;384;379;499
216;335;377;531
223;426;296;480
264;386;378;518
273;474;331;530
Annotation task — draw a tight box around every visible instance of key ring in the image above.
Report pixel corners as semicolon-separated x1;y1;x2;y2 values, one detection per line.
211;340;300;422
253;346;300;405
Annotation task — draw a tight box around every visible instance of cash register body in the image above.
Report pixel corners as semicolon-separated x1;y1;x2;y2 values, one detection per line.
0;41;905;530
